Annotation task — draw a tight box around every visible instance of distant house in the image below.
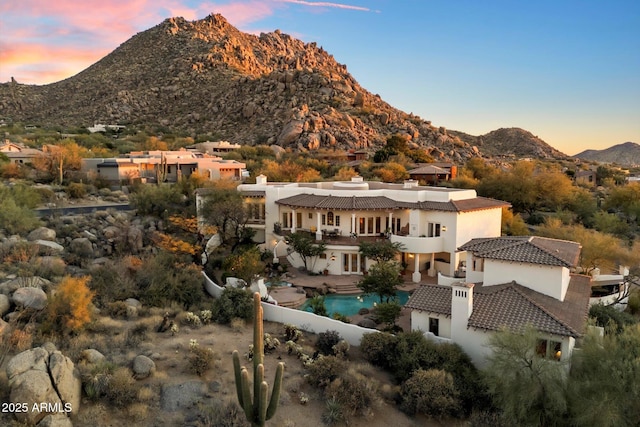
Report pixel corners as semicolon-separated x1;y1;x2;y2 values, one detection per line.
189;141;241;155
0;140;43;164
406;236;591;367
408;163;457;185
82;149;247;183
574;170;596;186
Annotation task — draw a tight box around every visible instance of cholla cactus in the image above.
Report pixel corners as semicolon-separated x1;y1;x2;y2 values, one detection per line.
233;292;284;427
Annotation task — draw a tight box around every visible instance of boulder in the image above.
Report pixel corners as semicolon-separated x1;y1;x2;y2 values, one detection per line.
0;293;10;316
132;355;156;379
0;276;51;295
125;298;141;308
7;347;81;424
9;369;62;424
69;237;93;256
357;318;378;329
6;347;50;378
277;120;304;145
27;227;56;242
12;287;47;310
34;240;64;253
102;225;120;240
48;351;82;413
161;381;207;411
80;349;105;364
0;318;8;335
37;414;73;427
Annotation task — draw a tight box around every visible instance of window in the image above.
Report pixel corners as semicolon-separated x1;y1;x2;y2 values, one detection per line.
322;214;326;225
472;257;484;272
367;217;374;234
308;213;313;219
536;339;562;360
429;317;439;336
335;215;340;226
428;222;441;237
328;212;334;226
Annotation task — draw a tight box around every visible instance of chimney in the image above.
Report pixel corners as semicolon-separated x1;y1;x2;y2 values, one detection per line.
350;175;364;183
255;174;267;185
451;282;474;341
403;179;418;188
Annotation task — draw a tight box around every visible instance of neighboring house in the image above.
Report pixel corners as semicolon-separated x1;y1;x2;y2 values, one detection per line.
224;175;509;281
408;163;458;185
188;141;241;155
82;150;247;183
406;236;591;367
0;140;44;164
574;170;596;186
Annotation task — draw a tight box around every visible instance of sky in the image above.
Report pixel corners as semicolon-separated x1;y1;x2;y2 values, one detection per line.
1;1;639;155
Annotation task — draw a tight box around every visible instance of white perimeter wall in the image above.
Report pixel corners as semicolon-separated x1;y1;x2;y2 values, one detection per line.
203;272;378;346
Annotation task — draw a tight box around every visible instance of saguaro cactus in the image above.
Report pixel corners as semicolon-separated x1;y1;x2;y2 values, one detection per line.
233;292;284;427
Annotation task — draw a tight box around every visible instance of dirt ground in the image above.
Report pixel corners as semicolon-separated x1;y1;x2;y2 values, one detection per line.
52;314;459;427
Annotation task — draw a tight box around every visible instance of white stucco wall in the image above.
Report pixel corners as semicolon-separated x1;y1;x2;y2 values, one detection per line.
411;311;452;339
484;259;568;300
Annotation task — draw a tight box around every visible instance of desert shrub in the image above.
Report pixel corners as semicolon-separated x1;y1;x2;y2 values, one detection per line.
331;312;351;323
283;323;303;342
125;322;150;347
469;410;509;427
129;183;190;218
263;333;280;354
195;399;249;427
126;402;149;422
627;290;640;315
0;197;41;235
589;303;636;333
316;330;342;356
66;182;87;198
80;361;116;401
212;287;253;324
309;295;328;316
306;355;347;388
400;369;461;418
324;369;378;418
106;367;138;407
106;301;129;319
89;261;138;308
188;346;218;377
359;332;398;369
136;252;206;309
333;340;350;359
322;398;346;426
43;276;94;336
178;311;202;327
230;317;245;333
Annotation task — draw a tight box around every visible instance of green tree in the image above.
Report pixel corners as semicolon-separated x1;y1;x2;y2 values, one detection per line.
358;240;404;263
373;301;402;330
200;182;251;247
501;207;529;236
308;295;328;317
223;247;265;283
284;232;327;272
483;326;568;427
567;325;640;427
357;260;403;303
603;183;640;226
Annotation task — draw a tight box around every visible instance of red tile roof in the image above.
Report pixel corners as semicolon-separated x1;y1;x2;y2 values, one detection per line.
405;275;591;338
275;194;509;212
458;236;581;268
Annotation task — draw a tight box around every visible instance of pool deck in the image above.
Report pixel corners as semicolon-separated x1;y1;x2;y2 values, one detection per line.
268;271;436;308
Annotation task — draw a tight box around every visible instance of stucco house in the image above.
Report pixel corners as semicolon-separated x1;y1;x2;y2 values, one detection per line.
406;236;592;367
229;175;509;281
82;150;247;183
0;140;43;164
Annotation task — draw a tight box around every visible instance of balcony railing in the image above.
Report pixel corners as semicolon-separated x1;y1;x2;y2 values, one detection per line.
390;234;444;253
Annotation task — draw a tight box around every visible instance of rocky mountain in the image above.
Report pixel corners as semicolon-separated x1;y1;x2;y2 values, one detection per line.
573;142;640;166
450;128;568;160
0;14;563;163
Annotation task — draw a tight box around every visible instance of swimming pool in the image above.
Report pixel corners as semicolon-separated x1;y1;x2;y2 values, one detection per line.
301;291;410;317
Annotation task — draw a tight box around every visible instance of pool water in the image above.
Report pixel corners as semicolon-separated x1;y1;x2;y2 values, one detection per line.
301;291;410;317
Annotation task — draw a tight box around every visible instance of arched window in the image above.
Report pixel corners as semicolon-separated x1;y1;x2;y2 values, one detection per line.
327;211;334;226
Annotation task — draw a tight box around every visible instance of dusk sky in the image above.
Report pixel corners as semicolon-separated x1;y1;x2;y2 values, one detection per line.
1;1;638;155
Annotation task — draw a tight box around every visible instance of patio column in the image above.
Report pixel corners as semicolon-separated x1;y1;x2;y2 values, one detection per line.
291;209;296;233
412;253;421;283
351;213;356;235
388;212;393;234
428;253;436;277
316;211;322;240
